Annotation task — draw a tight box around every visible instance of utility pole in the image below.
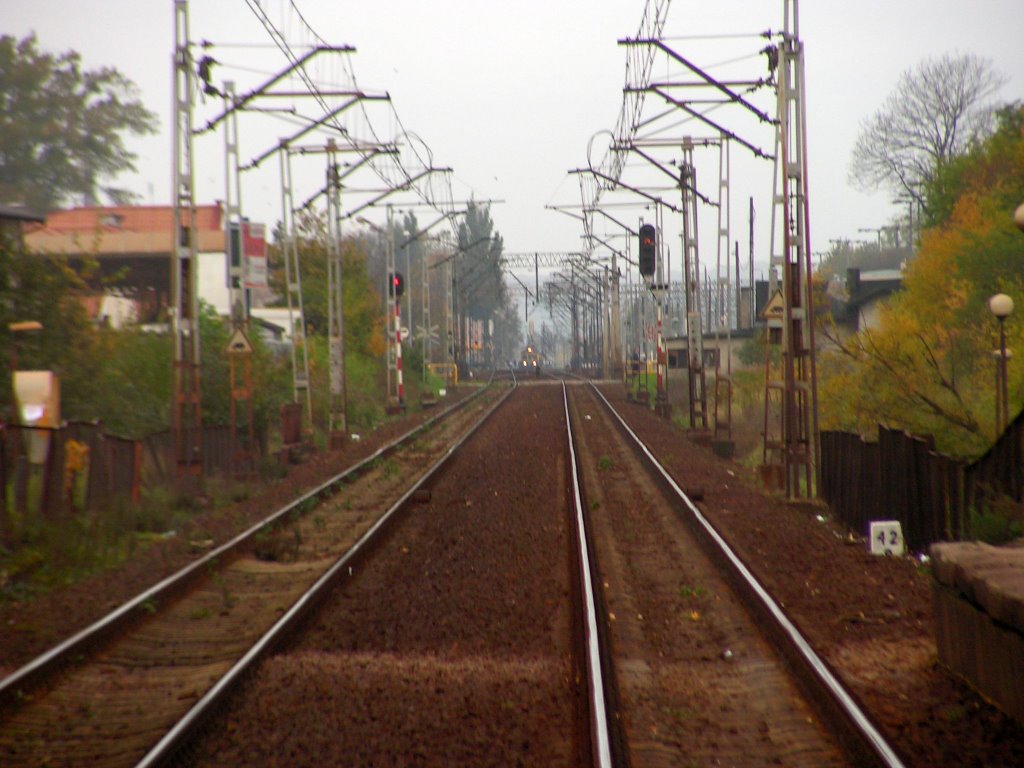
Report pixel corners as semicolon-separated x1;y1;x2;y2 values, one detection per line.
748;197;756;330
222;80;255;477
763;0;820;498
278;144;314;437
680;142;707;430
713;137;734;451
421;241;432;379
445;241;455;374
326;140;348;446
207;50;379;447
223;81;244;321
385;206;403;411
171;0;203;487
601;280;607;375
609;247;623;379
571;263;579;371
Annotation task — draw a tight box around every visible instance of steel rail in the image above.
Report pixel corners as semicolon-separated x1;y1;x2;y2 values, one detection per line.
137;381;516;767
588;383;906;768
562;381;615;768
0;384;493;707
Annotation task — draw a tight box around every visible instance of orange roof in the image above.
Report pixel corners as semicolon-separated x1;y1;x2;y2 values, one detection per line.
25;204;226;256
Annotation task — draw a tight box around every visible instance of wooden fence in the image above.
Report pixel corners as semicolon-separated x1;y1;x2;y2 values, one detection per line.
820;412;1024;552
0;420;250;525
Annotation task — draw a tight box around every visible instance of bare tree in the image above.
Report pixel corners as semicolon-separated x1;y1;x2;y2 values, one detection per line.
849;52;1006;212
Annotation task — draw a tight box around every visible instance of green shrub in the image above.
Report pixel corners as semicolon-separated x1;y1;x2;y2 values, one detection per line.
968;494;1024;544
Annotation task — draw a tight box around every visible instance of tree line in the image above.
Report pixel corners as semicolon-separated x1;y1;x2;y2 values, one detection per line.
820;51;1024;457
0;33;521;440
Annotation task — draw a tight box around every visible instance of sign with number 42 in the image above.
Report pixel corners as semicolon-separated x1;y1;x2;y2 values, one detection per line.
869;521;905;556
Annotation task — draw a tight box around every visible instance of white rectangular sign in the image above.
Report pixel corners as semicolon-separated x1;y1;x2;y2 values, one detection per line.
869;520;905;556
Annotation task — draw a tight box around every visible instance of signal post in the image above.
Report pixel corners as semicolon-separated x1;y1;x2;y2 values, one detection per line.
639;223;670;418
387;270;406;412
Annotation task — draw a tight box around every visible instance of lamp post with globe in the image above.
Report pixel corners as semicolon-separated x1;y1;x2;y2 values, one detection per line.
1000;202;1024;434
990;293;1014;434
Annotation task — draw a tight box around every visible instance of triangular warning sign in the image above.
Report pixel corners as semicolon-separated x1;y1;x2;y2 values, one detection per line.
759;289;785;321
226;328;253;354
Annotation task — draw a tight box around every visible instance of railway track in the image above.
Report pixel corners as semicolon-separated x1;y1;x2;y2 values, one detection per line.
180;379;905;766
0;381;506;767
568;381;905;767
178;380;612;766
2;376;908;766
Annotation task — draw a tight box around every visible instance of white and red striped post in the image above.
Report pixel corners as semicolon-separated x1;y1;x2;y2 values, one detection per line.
656;305;664;394
395;300;405;407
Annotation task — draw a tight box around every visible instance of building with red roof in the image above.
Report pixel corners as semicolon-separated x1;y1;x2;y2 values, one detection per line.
24;204;266;327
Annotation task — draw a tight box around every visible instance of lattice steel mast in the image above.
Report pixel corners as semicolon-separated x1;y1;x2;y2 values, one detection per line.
326;140;349;446
679;142;707;429
764;0;820;496
278;146;314;435
221;81;256;477
713;138;733;446
171;0;203;485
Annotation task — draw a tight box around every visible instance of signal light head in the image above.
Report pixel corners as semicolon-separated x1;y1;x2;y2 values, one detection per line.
638;223;657;279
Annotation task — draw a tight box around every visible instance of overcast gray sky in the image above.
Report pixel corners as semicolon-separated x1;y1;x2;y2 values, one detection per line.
7;1;1024;279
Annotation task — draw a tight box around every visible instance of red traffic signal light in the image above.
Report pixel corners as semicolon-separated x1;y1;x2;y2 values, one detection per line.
638;223;656;278
388;271;405;298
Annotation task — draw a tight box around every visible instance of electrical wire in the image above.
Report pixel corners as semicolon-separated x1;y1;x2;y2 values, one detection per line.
239;0;459;232
283;0;455;217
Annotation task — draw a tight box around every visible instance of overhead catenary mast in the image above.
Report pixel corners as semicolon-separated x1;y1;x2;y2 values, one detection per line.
763;0;820;497
679;141;707;429
171;0;203;486
326;140;349;446
222;80;256;477
713;137;733;448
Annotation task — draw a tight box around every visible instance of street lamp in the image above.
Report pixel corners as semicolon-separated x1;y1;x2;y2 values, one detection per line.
996;202;1024;433
990;293;1013;434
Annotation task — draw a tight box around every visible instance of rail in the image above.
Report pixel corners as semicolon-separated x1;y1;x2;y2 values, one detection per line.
136;382;515;766
0;383;494;708
590;382;906;768
562;380;615;767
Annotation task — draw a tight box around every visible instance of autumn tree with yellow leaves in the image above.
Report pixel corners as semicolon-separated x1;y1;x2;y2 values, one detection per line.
820;105;1024;457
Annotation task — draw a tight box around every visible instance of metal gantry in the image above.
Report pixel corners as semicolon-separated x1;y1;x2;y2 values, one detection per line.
577;1;821;499
168;0;478;472
545;261;609;375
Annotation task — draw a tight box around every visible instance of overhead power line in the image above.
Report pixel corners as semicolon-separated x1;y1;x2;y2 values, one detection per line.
241;0;460;229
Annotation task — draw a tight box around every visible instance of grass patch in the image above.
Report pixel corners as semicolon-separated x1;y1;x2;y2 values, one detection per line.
679;584;708;601
0;471;256;606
